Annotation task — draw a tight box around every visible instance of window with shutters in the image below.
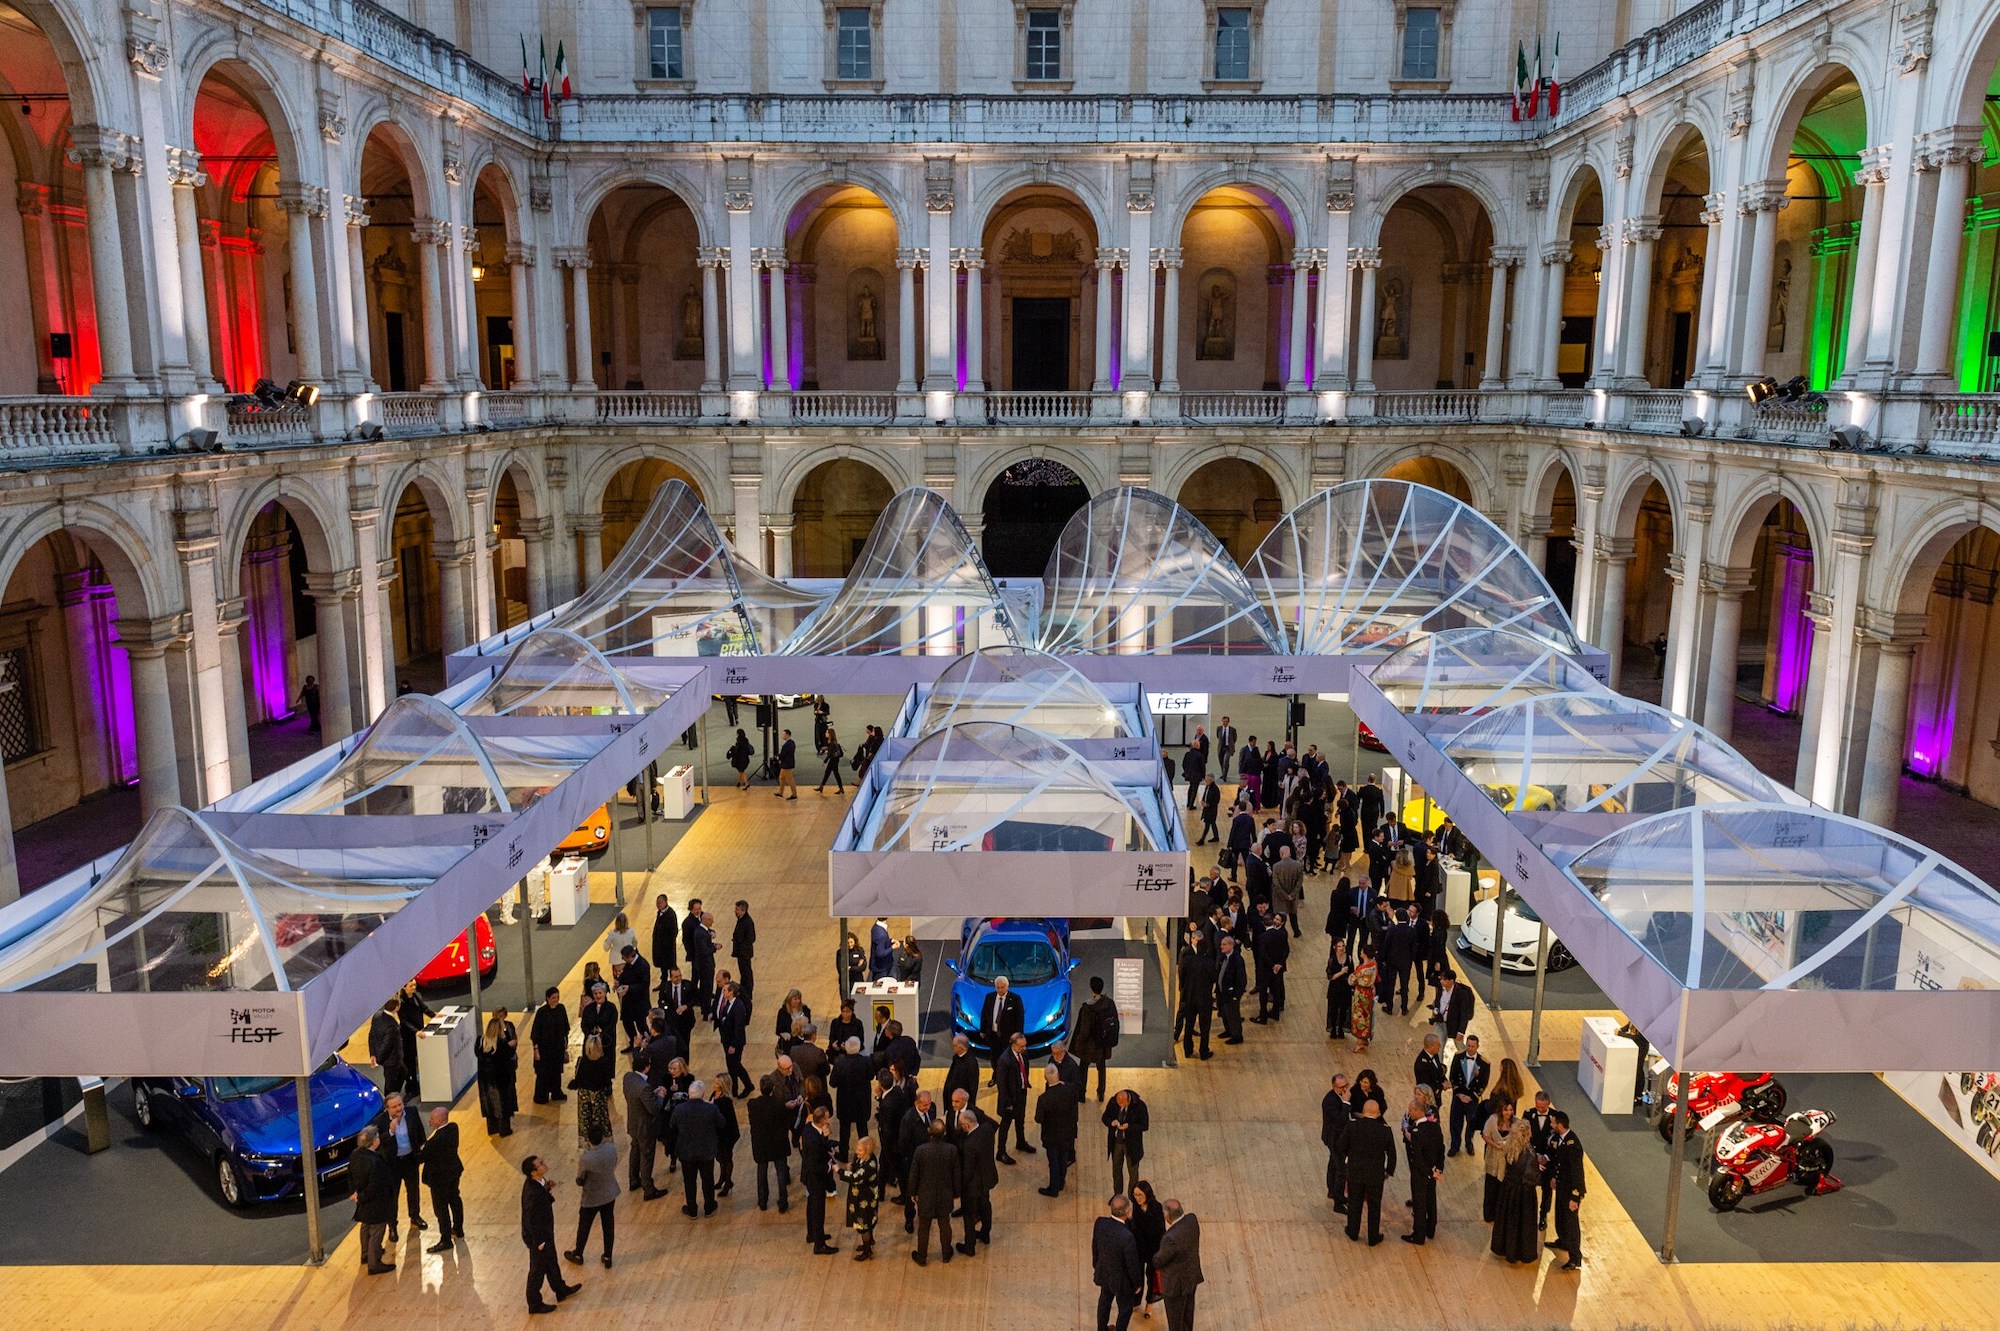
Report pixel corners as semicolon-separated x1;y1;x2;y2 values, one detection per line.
1390;2;1455;88
1200;0;1265;89
646;7;686;81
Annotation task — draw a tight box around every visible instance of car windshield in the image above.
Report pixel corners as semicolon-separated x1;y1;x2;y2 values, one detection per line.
1509;897;1542;925
210;1054;342;1100
969;939;1058;985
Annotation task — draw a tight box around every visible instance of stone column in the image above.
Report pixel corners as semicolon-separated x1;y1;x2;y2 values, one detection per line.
1701;569;1754;739
458;224;483;388
1092;249;1118;391
1734;183;1789;380
1319;193;1354;387
276;184;327;383
1840;150;1891;381
345;196;374;390
573;514;606;590
119;621;184;817
320;125;362;390
732;476;762;571
558;249;594;390
172;508;238;804
1538;244;1570;385
1693;194;1724;379
1857;633;1921;826
762;252;790;389
349;485;393;722
895;248;920;393
1616;216;1662;385
698;247;726;391
724;186;759;392
167;149;215;387
506;244;535;385
69;128;137;388
1794;594;1833;796
768;520;794;580
521;518;554;615
1809;530;1871;808
303;572;356;741
414;220;451;390
1588;225;1616;386
1285;249;1313;391
1912;132;1986;383
924;186;954;392
1480;251;1513;389
433;541;472;653
466;486;497;644
963;253;986;392
1597;538;1634;686
214;605;254;790
1156;249;1182;392
1351;249;1381;390
1122;205;1154;392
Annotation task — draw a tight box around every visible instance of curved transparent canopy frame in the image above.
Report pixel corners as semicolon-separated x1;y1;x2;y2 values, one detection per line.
545;478;762;656
1372;627;1605;714
460;627;667;717
0;807;426;995
1245;480;1583;655
1440;692;1799;818
919;646;1133;739
1567;803;2000;993
274;695;579;815
863;721;1166;853
1034;487;1285;655
780;488;1019;657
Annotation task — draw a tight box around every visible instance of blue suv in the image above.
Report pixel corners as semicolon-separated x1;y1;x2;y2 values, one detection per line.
948;918;1079;1054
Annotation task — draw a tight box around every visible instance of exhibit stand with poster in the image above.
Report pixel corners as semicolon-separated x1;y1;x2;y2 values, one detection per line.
851;977;920;1044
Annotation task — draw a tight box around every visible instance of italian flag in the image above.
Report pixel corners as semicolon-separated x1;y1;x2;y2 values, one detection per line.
519;35;532;97
555;41;572;101
1547;34;1562;115
539;39;552;120
1527;36;1543;117
1511;41;1528;121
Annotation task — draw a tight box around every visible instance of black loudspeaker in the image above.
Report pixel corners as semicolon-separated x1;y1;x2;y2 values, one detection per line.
1288;700;1306;726
48;332;70;359
754;701;776;729
1986;331;2000;359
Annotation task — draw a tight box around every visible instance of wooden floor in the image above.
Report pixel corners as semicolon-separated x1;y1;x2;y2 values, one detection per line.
7;781;2000;1330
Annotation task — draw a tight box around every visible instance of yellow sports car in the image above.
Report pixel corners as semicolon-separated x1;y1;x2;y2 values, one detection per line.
1401;783;1557;830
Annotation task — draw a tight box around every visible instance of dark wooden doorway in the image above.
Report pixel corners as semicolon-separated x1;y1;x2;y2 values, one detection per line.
1010;297;1070;390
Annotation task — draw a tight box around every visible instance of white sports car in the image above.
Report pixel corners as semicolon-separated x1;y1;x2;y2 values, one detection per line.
1455;895;1576;974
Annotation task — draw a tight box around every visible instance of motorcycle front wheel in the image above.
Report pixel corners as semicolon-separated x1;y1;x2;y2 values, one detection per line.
1795;1139;1833;1188
1743;1081;1788;1122
1657;1109;1683;1143
1709;1173;1746;1211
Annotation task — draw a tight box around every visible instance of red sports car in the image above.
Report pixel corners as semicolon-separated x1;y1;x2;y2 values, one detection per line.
1357;720;1389;753
415;915;498;987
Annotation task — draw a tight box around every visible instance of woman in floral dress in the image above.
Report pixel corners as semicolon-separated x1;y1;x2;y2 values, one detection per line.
1349;942;1379;1052
838;1135;882;1261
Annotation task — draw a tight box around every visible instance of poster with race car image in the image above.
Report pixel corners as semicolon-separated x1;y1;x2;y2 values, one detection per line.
1884;909;2000;1180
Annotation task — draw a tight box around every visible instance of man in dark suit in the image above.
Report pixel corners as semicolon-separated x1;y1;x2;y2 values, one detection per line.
1401;1095;1446;1245
1364;828;1396;894
714;981;752;1097
730;900;756;1002
1337;1098;1397;1244
1034;1063;1081;1197
1197;776;1222;844
614;945;652;1050
869;918;895;980
943;1033;981;1107
1432;968;1474;1045
994;1032;1035;1162
520;1154;578;1312
1225;804;1255;882
1153;1200;1204;1331
1413;1032;1446;1103
1447;1033;1491;1156
688;912;718;1013
1213;717;1237;781
371;1090;427;1239
801;1106;839;1253
1214;936;1247;1044
955;1107;999;1254
1548;1110;1586;1271
830;1036;874;1159
898;1089;942;1232
907;1119;961;1265
649;893;679;977
748;1074;793;1213
1382;907;1417;1015
1180;743;1205;810
1252;915;1290;1022
679;897;705;982
349;1127;396;1275
775;728;798;799
979;977;1026;1085
1101;1088;1149;1197
1320;1073;1352;1211
1525;1089;1559;1230
662;968;699;1054
1357;773;1385;840
875;1020;920;1077
421;1106;463;1251
1176;927;1217;1060
1093;1194;1145;1331
1341;878;1376;954
368;997;408;1099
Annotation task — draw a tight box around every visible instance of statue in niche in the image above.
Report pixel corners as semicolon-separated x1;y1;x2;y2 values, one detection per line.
1767;257;1791;354
1376;279;1406;360
848;277;884;360
857;285;878;343
675;282;704;360
1197;280;1234;360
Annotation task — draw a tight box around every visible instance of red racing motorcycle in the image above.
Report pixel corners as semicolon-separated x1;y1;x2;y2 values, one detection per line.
1708;1108;1841;1211
1657;1071;1787;1141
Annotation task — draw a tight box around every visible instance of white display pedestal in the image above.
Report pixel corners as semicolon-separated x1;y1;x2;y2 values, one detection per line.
1444;867;1473;925
548;856;589;927
1578;1015;1640;1115
656;765;698;819
852;978;920;1043
416;1004;478;1103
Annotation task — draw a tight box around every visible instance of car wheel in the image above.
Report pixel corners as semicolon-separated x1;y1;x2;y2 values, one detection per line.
1546;942;1576;972
217;1154;249;1208
133;1082;156;1129
1708;1173;1745;1212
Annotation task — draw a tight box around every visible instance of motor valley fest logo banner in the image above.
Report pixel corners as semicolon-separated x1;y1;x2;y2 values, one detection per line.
1885;910;2000;1180
223;1003;287;1046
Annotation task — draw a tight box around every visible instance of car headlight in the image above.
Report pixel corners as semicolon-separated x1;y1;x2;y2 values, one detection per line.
244;1153;292;1172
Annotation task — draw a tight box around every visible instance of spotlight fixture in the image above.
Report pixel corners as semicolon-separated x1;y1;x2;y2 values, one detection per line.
284;380;320;407
178;428;219;452
1828;424;1869;450
1745;376;1780;404
350;420;384;441
1679;417;1706;438
1778;375;1809;402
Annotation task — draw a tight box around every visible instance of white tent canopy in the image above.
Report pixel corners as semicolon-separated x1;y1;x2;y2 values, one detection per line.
1372;627;1607;715
899;646;1148;740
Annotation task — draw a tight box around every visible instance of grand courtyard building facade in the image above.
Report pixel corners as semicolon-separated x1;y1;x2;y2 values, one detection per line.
0;0;1989;906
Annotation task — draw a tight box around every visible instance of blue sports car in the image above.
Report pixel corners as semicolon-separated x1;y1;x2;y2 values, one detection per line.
133;1056;385;1207
948;918;1079;1055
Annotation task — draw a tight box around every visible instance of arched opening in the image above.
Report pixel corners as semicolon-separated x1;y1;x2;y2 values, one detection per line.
387;483;445;681
1614;480;1676;696
470;167;520;388
491;470;531;627
599;457;703;568
1556;170;1605;387
1944;62;2000;389
1904;528;2000;793
1371;184;1498;389
190;64;302;393
1378;455;1473;504
0;530;148;890
0;4;101;393
792;459;895;577
586;182;703;390
982;459;1090;576
1766;69;1868;388
1176;457;1280;563
978;187;1101;391
1636;129;1712;387
357;126;435;392
233;501;318;738
1175;186;1296;392
1545;467;1578;611
1698;495;1819;791
785;184;899;391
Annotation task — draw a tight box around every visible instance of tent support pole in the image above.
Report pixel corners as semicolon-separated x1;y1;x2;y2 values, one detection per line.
518;879;535;997
613;816;626;910
644;760;657;889
1526;920;1550;1067
699;709;711;806
837;915;848;1000
466;920;483;1016
297;1074;325;1264
1660;991;1692;1263
1488;879;1504;1014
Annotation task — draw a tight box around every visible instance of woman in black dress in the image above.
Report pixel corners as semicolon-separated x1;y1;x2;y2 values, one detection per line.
893;937;923;983
1426;908;1452;991
1129;1179;1166;1313
727;728;755;791
829;998;866;1053
570;1033;615;1145
840;934;868;990
1348;1068;1389;1117
775;989;813;1056
838;1136;882;1261
396;979;432;1096
1489;1102;1542;1264
475;1011;513;1135
493;1004;521;1120
1325;937;1353;1040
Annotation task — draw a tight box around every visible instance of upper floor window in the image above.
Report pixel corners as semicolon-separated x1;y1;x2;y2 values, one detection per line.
648;7;686;80
1400;7;1441;80
835;8;872;80
1025;9;1062;81
1214;8;1252;81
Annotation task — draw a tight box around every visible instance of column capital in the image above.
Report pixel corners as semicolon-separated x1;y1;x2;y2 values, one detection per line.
1916;126;1985;171
697;245;729;269
1859;607;1931;647
504;241;533;267
344;194;371;228
895;246;926;271
553;246;592;269
114;615;189;654
1291;246;1325;271
1488;245;1525;268
459;223;480;252
752;247;788;271
951;246;985;270
1540;242;1572;267
1595;223;1616;252
302;568;364;600
277;182;331;218
1095;246;1128;270
1349;246;1381;270
67;125;136;171
1699;563;1758;598
1698;192;1726;226
1621;215;1663;244
1597;536;1637;562
431;537;478;566
519;517;556;543
411;218;452;247
1152;246;1183;270
1739;181;1792;215
568;513;606;536
165;146;206;190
